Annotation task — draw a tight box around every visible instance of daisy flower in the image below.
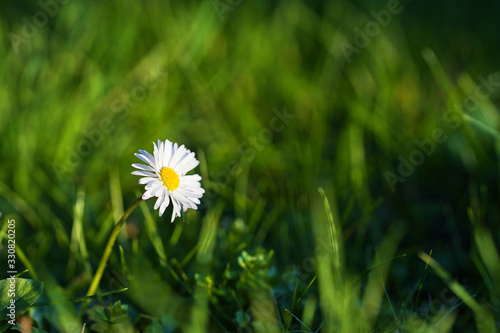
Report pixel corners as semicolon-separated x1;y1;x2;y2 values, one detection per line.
132;139;205;222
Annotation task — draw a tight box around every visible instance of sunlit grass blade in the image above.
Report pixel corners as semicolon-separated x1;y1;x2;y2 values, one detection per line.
418;252;497;333
318;187;342;278
473;225;500;307
463;114;500;142
457;72;500;128
15;269;30;278
68;189;92;279
313;187;345;332
301;296;318;330
295;275;317;308
401;309;457;333
422;48;460;105
249;290;280;333
87;196;143;298
284;308;311;331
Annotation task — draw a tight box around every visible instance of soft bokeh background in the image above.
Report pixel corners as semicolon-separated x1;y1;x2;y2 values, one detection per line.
1;0;500;332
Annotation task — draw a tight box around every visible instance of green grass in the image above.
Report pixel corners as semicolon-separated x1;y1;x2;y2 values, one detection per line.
1;0;500;332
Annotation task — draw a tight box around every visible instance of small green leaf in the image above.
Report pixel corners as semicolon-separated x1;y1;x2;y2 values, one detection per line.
96;308;110;321
0;278;44;320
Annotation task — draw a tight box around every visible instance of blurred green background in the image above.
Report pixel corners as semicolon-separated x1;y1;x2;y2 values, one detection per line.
1;0;500;332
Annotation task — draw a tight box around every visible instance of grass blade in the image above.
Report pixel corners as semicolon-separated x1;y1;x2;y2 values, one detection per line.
418;252;497;333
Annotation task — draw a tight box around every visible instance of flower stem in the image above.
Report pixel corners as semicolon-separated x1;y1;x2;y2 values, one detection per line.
86;196;143;297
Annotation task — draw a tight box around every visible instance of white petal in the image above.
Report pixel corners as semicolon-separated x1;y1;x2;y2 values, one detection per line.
175;153;199;175
171;198;180;222
135;152;155;167
169;145;186;169
174;150;192;170
132;170;157;177
145;180;163;191
182;198;196;209
132;163;156;172
183;196;200;207
182;199;198;209
175;151;194;166
152;184;165;197
190;187;205;195
142;189;156;200
187;196;201;205
163;140;173;168
154;195;165;210
139;150;155;163
172;191;197;209
176;188;202;200
166;142;178;167
142;182;164;200
159;193;170;216
138;177;158;185
178;182;205;195
179;183;203;191
153;141;161;168
158;140;164;168
182;174;202;182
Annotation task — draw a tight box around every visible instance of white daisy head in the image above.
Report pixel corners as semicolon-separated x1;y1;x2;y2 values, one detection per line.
132;139;205;222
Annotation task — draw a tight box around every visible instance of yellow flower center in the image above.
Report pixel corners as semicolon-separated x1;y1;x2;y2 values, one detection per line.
160;167;180;191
